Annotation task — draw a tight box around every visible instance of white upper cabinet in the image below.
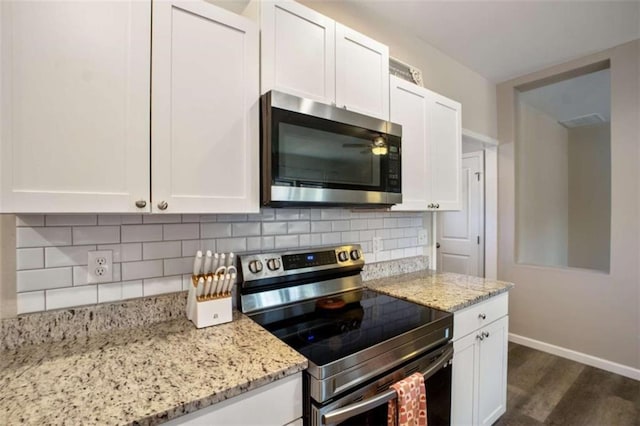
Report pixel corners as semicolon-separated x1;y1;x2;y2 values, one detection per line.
1;0;259;214
0;0;151;213
152;0;259;214
389;77;429;210
429;92;462;211
335;23;389;120
260;0;335;104
390;76;462;211
257;1;389;119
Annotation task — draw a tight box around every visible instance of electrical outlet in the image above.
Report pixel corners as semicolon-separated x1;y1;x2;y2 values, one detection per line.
418;229;428;245
372;237;383;253
87;250;113;283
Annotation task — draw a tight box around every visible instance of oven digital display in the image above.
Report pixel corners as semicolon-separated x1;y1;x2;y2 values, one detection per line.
283;250;336;270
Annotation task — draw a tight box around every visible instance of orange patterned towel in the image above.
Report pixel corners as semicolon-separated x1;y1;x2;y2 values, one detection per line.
387;372;428;426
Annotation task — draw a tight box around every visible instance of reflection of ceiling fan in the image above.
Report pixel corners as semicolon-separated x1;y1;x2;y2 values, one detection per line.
342;136;388;156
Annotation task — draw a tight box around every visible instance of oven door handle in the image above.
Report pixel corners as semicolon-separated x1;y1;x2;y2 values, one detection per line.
321;345;454;425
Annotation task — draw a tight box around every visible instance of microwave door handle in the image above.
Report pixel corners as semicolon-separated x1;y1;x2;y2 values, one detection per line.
321;346;454;425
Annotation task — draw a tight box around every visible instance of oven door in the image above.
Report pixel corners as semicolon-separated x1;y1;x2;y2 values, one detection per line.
310;343;453;426
261;91;402;207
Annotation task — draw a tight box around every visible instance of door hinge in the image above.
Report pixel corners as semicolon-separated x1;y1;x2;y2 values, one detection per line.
477;236;480;244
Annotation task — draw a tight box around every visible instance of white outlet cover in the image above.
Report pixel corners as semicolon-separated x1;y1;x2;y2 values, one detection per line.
372;237;383;253
87;250;113;283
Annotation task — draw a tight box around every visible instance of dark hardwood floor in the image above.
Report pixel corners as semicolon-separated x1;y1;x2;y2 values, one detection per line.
494;343;640;426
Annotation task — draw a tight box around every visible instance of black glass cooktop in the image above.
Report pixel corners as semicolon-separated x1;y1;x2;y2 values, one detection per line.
249;289;452;367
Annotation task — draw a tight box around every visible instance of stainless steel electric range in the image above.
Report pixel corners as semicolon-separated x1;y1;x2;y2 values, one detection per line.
238;244;454;426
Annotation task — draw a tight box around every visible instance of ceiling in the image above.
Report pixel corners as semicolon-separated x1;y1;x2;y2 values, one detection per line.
351;0;640;83
518;68;611;124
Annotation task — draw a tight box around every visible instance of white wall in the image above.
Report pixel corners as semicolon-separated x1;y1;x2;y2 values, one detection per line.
498;40;640;369
516;101;569;267
567;123;611;272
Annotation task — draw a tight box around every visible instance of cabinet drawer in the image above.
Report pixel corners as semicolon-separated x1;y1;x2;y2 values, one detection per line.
453;292;508;340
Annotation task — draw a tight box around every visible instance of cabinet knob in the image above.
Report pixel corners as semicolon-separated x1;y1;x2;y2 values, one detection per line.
478;313;486;320
135;200;147;208
157;201;168;211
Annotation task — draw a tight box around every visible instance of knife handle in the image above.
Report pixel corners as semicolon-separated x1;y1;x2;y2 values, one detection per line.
203;250;213;274
193;251;203;276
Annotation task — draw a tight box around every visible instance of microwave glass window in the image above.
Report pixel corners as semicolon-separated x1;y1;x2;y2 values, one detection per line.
277;123;381;187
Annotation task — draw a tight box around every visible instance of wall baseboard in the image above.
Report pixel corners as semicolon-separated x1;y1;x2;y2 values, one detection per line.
509;333;640;381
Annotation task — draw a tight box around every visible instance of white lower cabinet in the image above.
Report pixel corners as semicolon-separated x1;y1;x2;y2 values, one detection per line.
452;294;508;426
164;373;302;426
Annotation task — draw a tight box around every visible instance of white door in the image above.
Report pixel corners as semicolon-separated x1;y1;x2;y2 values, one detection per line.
335;23;389;120
389;76;429;211
437;152;484;276
429;92;462;210
261;0;335;104
1;0;151;213
152;0;259;214
477;316;508;426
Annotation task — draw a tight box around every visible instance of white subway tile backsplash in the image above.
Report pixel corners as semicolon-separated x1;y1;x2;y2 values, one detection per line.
45;245;95;267
122;280;143;299
143;214;181;224
121;215;143;225
121;260;163;281
16;214;45;227
15;209;427;313
98;282;122;303
322;232;341;245
288;221;310;234
142;241;181;260
17;267;72;292
311;221;331;233
275;235;299;249
232;222;261;237
46;285;97;310
216;238;247;253
46;215;97;226
182;240;201;257
121;225;162;243
164;224;199;241
98;243;142;263
163;257;193;276
262;222;287;235
73;226;119;245
143;276;182;296
275;209;299;221
17;291;45;314
201;223;232;238
98;215;122;226
17;227;72;248
17;248;44;270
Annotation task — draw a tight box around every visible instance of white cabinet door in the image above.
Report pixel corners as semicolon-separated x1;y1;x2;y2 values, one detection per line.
452;331;479;426
389;76;429;211
477;316;508;426
261;0;335;103
428;92;462;210
1;1;151;213
152;0;259;214
335;23;389;120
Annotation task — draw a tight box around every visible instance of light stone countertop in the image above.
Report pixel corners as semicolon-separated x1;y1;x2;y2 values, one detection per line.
365;270;514;312
0;312;307;425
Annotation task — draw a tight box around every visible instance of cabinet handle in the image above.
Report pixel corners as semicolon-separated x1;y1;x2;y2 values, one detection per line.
436;203;440;208
428;203;433;209
135;200;147;208
476;334;484;341
157;201;168;211
478;313;486;320
482;331;490;339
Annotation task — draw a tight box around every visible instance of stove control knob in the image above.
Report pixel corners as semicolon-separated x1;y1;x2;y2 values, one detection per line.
267;258;281;271
248;260;263;274
338;251;349;262
350;250;361;261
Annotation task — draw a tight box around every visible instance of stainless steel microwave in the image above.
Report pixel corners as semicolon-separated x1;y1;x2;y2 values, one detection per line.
261;91;402;207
